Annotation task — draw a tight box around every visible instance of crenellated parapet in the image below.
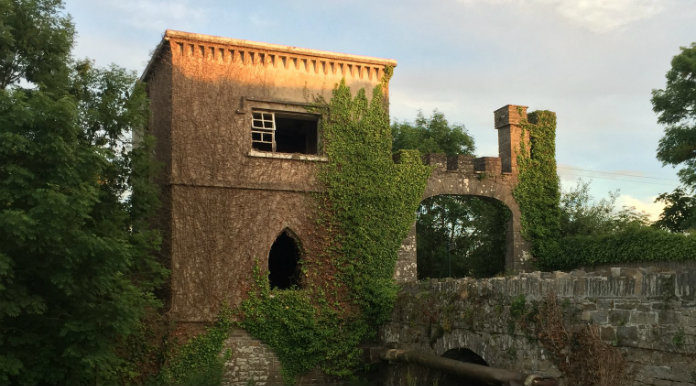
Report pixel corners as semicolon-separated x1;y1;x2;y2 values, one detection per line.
417;103;529;177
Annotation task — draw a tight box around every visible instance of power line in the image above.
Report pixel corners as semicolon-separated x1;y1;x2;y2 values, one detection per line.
557;165;676;182
559;172;676;187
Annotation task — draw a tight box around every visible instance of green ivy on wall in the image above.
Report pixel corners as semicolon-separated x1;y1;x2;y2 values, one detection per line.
238;75;430;382
513;110;562;269
510;109;696;271
159;308;234;385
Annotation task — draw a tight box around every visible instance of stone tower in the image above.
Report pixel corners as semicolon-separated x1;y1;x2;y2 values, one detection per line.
141;30;396;323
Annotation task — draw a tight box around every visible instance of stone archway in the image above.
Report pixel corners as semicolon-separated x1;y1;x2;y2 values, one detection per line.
394;106;534;283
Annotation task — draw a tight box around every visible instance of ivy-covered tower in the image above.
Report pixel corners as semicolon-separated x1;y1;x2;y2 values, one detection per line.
141;30;397;324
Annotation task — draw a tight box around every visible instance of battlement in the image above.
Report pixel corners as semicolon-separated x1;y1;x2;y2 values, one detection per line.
394;104;529;178
414;154;504;175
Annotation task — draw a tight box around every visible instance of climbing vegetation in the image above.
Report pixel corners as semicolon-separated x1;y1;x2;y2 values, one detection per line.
237;76;430;382
514;111;696;271
513;110;562;268
159;308;233;385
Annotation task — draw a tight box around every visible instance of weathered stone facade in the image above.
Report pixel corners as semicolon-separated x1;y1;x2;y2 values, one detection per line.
142;30;396;323
381;263;696;386
142;30;548;385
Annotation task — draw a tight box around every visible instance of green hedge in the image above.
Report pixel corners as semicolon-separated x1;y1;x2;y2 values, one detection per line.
539;226;696;271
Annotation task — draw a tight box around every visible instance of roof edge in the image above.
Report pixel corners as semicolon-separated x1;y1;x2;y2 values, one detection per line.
141;30;398;81
165;30;398;67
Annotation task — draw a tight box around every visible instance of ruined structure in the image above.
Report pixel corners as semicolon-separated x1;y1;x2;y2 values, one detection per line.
142;30;397;323
395;105;533;282
141;30;536;324
140;31;696;386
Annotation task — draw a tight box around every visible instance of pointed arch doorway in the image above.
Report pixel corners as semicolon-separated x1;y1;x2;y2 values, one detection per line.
268;228;303;289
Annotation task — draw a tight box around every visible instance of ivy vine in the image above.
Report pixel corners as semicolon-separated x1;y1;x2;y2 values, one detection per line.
159;308;234;385
238;74;430;382
513;110;562;268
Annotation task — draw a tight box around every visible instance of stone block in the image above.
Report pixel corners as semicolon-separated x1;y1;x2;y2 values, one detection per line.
446;154;475;173
600;326;617;342
630;311;657;325
591;310;609;324
474;157;502;174
609;309;630;325
494;104;527;128
423;153;447;171
617;326;639;344
658;310;678;324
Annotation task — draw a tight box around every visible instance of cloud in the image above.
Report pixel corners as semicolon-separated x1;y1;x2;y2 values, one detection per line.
456;0;664;33
101;0;207;32
616;194;664;222
549;0;664;33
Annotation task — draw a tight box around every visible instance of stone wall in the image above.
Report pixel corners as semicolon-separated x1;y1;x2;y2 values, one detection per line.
221;329;342;386
381;263;696;386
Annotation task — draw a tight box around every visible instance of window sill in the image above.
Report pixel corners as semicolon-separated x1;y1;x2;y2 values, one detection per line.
248;149;328;162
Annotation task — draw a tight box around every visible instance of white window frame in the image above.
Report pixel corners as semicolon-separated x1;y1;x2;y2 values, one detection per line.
251;111;276;152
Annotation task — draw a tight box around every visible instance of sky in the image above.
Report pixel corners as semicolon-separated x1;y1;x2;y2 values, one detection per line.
65;0;696;220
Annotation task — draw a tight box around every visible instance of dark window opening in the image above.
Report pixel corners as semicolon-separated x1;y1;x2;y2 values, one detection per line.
268;230;302;289
251;110;318;154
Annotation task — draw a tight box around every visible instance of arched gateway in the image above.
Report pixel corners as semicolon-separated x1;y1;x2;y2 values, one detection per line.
394;105;535;283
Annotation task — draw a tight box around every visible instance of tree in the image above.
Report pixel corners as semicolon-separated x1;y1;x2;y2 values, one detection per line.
0;0;74;90
392;110;475;156
559;180;649;237
652;43;696;187
416;195;510;279
0;1;164;383
653;187;696;232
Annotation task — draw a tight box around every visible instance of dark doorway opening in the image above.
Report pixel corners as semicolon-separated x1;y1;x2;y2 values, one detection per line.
416;195;511;279
268;229;302;289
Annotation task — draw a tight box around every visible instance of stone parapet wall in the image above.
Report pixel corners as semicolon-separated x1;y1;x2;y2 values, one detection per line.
381;263;696;386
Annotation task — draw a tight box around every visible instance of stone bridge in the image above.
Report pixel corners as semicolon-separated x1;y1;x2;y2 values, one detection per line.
381;263;696;386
